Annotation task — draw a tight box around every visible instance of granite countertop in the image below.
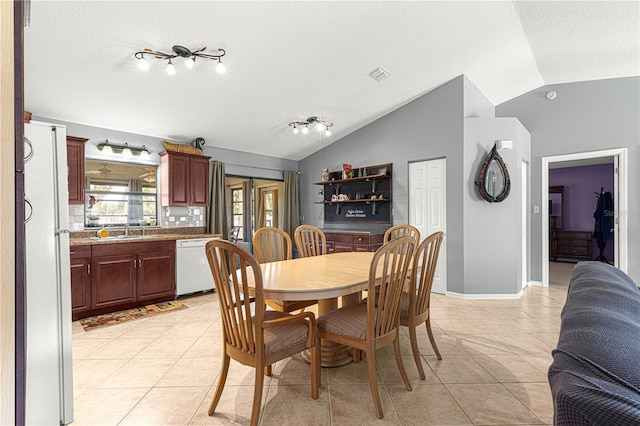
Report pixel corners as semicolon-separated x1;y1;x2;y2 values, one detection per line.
70;226;222;246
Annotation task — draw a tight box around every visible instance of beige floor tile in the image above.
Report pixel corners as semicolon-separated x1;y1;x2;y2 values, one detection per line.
162;321;213;339
120;386;209;425
260;385;330;426
72;338;112;359
135;337;198;359
415;333;467;356
98;358;176;388
376;334;415;357
433;319;484;335
425;355;496;384
119;322;175;339
388;383;472;425
73;321;137;339
222;360;274;387
490;333;554;356
524;353;555;375
73;358;128;390
446;383;543;424
268;353;328;386
449;334;512;355
72;387;149;425
85;338;153;360
156;357;221;388
325;357;383;385
504;382;555;424
472;354;549;383
530;333;560;348
376;354;440;385
190;384;268;425
329;383;401;424
184;336;222;358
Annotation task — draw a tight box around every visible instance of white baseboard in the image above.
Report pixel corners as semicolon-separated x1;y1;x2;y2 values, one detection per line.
529;281;543;287
446;289;524;300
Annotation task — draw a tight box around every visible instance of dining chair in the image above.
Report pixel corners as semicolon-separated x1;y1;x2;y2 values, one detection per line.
204;239;320;426
401;231;444;379
383;224;420;245
317;236;415;419
294;225;327;258
252;227;317;312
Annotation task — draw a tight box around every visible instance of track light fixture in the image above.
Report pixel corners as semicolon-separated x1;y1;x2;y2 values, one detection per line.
134;45;226;75
97;140;151;159
288;116;333;137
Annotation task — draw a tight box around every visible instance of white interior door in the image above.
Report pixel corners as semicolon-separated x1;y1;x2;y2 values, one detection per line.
521;161;528;289
409;159;447;294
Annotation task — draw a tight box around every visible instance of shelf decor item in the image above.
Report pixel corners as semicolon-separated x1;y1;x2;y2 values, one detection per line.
321;168;329;182
343;163;353;180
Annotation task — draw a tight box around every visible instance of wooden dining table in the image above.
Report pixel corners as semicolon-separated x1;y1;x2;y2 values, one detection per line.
245;251;377;367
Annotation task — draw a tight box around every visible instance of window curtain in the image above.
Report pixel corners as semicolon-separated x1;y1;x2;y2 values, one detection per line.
255;186;265;229
242;180;251;241
207;160;228;239
283;170;300;238
272;189;279;228
127;179;143;224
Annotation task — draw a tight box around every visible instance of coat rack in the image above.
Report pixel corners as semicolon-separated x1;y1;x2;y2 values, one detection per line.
593;187;613;264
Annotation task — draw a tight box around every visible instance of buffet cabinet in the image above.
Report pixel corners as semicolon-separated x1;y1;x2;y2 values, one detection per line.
70;241;176;320
324;231;385;253
550;230;592;262
160;151;211;207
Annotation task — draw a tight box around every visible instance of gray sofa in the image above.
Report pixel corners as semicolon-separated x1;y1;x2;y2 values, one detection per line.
548;261;640;425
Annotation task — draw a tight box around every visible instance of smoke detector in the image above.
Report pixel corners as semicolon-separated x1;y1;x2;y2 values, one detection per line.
545;91;557;100
367;66;391;83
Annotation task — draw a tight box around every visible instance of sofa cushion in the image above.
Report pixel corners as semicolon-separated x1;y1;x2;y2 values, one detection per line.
548;261;640;425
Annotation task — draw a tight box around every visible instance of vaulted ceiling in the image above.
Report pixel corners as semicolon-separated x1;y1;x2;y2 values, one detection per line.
24;1;639;161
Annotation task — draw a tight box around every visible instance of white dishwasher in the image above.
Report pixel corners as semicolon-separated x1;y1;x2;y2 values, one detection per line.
176;238;217;296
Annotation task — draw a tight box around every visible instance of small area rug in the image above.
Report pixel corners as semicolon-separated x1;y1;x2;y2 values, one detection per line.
79;301;188;331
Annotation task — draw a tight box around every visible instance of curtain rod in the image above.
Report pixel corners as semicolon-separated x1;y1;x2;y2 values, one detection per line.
220;162;300;174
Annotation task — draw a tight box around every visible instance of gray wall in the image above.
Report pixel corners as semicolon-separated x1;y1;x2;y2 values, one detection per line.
496;77;640;283
299;76;466;292
463;118;531;295
32;116;298;181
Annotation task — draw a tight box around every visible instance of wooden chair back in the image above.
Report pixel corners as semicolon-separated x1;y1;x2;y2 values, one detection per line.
410;231;444;321
384;224;420;245
252;227;292;263
294;225;327;258
367;236;416;341
205;239;264;357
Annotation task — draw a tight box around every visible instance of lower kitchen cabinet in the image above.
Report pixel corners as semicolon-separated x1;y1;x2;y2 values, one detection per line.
70;245;92;317
70;240;176;320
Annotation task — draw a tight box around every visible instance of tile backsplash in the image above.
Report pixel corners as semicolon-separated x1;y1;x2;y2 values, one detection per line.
68;204;206;229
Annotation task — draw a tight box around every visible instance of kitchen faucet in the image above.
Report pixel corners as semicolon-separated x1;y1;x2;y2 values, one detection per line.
124;223;129;236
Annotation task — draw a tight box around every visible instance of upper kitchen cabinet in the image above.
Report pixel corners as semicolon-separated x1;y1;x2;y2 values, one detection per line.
67;136;88;204
160;151;211;206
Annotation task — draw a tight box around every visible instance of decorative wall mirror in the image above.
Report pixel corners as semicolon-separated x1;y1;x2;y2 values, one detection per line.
476;143;511;203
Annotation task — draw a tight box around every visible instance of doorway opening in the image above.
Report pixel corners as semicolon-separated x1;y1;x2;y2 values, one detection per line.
541;148;628;287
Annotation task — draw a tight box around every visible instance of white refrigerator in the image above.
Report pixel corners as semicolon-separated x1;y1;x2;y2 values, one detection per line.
24;122;74;425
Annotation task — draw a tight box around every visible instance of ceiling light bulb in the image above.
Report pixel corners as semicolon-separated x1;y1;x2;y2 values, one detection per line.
122;144;133;158
184;57;195;69
166;60;176;75
292;126;299;134
139;146;150;160
325;129;332;137
316;123;325;132
101;143;113;155
137;57;149;71
301;126;309;134
216;60;226;74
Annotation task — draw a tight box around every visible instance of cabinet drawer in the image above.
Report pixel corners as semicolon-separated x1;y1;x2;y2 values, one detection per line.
556;238;589;247
557;246;589;257
353;235;371;245
70;245;91;259
325;233;353;244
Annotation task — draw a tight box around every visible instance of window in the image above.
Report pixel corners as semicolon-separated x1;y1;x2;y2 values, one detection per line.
85;160;157;227
232;187;244;240
264;191;274;227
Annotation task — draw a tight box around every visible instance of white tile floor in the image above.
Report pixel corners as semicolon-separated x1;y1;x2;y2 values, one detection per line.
71;274;571;425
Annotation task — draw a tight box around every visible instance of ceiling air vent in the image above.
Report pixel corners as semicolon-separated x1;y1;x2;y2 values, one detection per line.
367;66;390;82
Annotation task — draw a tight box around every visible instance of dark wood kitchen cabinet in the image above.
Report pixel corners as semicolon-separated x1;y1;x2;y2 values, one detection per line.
70;240;176;320
70;245;92;317
66;136;88;204
160;151;211;207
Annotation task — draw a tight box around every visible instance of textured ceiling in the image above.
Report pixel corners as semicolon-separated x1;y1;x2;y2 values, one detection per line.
24;1;639;161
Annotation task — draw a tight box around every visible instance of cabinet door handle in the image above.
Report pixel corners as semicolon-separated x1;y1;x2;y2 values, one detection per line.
87;264;90;274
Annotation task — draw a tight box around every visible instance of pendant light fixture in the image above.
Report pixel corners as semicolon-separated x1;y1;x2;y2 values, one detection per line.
135;45;226;75
288;116;333;137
